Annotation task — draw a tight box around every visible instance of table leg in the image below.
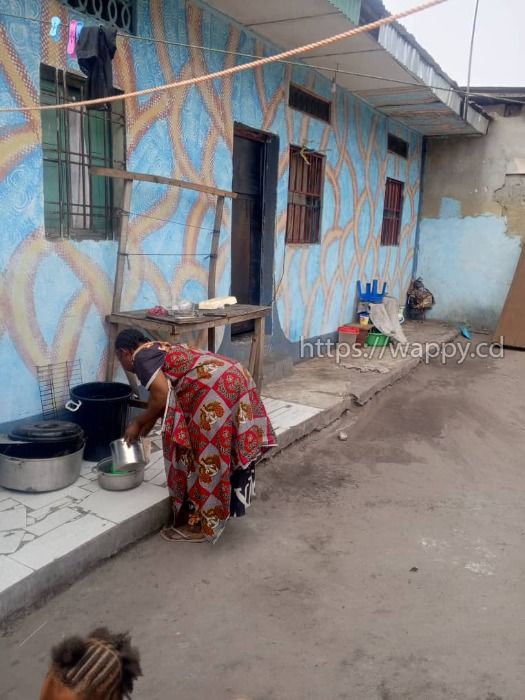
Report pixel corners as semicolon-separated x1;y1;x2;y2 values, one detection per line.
208;327;216;352
106;323;119;381
252;316;265;390
248;333;257;378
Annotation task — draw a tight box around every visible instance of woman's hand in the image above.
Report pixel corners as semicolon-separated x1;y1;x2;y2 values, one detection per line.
124;420;142;444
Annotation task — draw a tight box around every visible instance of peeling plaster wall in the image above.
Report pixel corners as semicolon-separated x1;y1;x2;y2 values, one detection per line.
417;105;525;328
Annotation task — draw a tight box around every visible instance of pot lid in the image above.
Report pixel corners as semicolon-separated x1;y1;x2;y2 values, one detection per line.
9;420;84;443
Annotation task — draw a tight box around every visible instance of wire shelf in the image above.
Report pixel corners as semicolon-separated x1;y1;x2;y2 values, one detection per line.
36;360;83;420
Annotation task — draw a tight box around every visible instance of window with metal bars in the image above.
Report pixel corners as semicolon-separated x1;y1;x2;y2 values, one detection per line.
285;146;325;244
62;0;136;33
380;178;404;246
40;65;126;240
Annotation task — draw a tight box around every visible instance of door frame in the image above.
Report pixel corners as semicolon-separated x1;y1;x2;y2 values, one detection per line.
232;122;279;335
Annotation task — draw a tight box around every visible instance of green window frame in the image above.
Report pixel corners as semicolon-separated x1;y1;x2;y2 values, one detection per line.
40;64;126;240
61;0;136;33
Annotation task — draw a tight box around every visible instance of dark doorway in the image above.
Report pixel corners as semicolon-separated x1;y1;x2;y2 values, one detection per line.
231;124;278;336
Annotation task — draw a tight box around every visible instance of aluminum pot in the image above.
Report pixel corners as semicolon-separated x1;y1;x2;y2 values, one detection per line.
94;458;144;491
110;438;146;471
0;445;84;492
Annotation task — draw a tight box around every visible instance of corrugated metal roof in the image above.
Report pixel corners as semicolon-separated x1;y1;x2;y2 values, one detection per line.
206;0;490;136
326;0;362;25
350;0;489;135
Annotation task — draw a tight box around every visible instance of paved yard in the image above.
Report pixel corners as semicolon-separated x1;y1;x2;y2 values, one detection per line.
1;344;525;700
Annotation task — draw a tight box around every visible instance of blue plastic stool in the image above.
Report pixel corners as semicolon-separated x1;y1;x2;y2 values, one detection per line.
357;280;387;304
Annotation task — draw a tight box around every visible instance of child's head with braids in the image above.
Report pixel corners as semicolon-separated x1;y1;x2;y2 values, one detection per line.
40;627;141;700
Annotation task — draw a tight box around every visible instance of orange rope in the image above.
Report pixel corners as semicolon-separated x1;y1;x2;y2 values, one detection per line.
0;0;448;113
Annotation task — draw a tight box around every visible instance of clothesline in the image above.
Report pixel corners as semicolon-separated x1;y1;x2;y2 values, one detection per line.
3;6;522;108
0;0;449;113
122;252;210;257
122;209;217;232
1;8;459;97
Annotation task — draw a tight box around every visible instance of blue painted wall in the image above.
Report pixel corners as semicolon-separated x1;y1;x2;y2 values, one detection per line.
0;0;422;423
417;199;521;328
417;106;525;331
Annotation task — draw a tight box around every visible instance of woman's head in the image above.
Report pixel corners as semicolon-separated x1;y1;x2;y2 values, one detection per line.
115;328;150;372
40;627;141;700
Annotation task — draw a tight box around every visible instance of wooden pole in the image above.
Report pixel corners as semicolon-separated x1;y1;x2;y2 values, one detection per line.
90;166;236;200
112;179;133;314
106;180;132;380
208;195;225;299
207;195;225;352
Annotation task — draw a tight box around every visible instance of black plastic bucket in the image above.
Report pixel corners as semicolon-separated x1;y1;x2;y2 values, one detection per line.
66;382;132;461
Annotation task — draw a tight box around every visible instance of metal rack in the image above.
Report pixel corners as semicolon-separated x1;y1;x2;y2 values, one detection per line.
36;360;82;419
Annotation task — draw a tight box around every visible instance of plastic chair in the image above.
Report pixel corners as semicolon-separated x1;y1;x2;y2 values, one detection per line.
356;280;387;304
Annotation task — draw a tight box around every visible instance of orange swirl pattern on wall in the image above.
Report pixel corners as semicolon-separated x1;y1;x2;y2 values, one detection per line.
0;0;421;422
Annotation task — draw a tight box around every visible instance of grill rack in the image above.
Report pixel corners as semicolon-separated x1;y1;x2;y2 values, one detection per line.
36;360;83;420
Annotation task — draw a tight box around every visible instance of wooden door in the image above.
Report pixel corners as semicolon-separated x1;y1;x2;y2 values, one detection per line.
231;128;265;334
494;246;525;347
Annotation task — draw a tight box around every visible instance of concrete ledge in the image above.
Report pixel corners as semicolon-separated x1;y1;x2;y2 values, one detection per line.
268;397;354;456
0;498;171;621
351;357;421;405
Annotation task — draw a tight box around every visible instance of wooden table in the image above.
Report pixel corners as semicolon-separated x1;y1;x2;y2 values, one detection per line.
105;304;271;390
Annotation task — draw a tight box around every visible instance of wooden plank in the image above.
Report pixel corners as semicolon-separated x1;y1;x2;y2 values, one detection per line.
208;195;225;299
494;246;525;347
248;334;258;378
107;306;271;335
106;322;119;381
112;179;133;314
90;166;236;200
110;304;271;320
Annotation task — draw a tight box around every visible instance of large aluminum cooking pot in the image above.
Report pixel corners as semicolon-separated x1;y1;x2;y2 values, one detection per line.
0;446;84;492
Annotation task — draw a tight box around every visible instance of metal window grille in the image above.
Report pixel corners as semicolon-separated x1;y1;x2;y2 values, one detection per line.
381;178;404;246
387;133;409;158
289;84;332;124
62;0;136;33
285;146;325;244
40;65;126;241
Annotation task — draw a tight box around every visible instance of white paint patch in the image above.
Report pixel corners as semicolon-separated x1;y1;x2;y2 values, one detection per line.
465;561;495;576
420;537;449;551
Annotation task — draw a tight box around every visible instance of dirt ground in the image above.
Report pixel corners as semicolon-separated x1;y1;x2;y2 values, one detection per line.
2;346;525;700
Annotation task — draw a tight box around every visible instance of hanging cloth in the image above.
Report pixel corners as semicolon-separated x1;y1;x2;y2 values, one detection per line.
76;26;117;107
67;20;79;58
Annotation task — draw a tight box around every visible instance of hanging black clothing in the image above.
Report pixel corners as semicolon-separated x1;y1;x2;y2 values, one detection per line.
76;26;117;106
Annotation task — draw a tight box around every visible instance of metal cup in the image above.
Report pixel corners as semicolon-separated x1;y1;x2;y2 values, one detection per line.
110;438;147;471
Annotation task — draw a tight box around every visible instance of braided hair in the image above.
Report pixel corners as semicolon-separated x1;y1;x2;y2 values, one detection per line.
115;328;150;352
49;627;141;699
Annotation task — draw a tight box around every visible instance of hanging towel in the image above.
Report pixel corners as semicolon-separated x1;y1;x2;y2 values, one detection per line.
76;26;117;106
